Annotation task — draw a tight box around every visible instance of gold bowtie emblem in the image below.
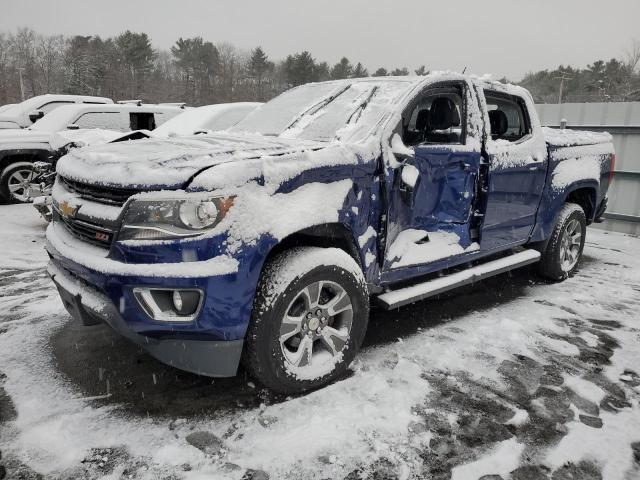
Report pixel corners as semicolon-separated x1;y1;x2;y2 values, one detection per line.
59;201;78;218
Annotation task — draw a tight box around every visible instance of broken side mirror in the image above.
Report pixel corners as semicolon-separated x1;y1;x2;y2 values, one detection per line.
399;163;419;207
29;110;44;123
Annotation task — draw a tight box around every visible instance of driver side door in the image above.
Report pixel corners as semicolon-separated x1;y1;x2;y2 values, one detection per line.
383;81;482;273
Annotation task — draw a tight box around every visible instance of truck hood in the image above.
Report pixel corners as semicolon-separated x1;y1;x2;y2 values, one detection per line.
56;133;327;189
0;128;51;145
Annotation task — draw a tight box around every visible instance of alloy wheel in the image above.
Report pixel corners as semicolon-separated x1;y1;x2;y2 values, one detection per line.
560;218;582;272
279;280;353;376
7;168;34;202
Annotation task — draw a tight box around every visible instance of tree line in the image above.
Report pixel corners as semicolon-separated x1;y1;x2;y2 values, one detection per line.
0;28;639;107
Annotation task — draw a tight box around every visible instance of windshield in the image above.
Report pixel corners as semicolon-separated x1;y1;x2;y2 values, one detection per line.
28;106;78;132
230;80;412;142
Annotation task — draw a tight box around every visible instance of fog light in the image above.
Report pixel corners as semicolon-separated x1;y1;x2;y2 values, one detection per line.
171;290;201;315
172;290;183;312
133;287;203;322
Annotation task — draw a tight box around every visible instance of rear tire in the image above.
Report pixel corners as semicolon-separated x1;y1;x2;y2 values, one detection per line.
243;247;369;394
0;163;35;204
537;203;586;281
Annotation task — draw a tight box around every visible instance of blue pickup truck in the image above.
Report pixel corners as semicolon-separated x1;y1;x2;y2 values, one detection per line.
46;74;615;393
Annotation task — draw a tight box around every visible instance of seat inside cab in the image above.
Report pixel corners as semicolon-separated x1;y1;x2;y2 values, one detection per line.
402;90;463;147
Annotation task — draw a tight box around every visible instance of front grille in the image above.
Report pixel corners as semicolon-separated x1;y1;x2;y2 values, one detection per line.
54;209;116;248
61;177;139;206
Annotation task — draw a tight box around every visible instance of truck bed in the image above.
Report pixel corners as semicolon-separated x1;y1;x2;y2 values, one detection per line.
542;126;612;147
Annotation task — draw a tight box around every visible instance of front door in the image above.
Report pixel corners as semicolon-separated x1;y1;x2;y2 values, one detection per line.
384;82;482;272
480;90;548;250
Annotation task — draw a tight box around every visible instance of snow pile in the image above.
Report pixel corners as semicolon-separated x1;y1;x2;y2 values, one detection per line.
542;126;612;147
56;133;325;187
386;229;479;268
551;156;602;190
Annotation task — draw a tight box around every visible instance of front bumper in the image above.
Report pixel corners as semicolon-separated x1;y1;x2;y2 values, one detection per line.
48;261;244;377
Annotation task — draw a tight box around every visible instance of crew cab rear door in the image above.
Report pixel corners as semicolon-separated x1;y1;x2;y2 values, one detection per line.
383;80;482;273
479;89;548;250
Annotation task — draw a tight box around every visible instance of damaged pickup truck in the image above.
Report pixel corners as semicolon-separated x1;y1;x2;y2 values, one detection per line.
46;74;615;393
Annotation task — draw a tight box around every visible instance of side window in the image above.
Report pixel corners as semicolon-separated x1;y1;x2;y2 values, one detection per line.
74;112;129;131
38;101;73;114
402;86;465;147
130;112;156;130
484;91;531;142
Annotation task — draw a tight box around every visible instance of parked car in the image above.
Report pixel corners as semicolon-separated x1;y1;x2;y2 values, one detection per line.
28;102;261;219
149;102;262;138
0;94;113;130
0;102;183;203
46;74;615;394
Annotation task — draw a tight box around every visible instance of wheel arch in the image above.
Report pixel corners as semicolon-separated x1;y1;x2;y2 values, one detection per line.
562;183;598;224
0;149;51;178
262;223;362;272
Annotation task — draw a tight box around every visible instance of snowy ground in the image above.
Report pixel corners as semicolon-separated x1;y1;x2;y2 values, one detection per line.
1;204;639;480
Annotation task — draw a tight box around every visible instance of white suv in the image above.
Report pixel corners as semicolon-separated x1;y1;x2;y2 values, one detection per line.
0;94;113;130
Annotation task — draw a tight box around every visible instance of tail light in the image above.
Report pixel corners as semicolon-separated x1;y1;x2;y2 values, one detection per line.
609;153;616;183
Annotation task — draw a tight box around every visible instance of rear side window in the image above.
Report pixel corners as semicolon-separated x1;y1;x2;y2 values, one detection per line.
74;111;130;131
484;91;531;142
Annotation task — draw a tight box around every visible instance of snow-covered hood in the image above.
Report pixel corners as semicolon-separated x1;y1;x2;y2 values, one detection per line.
0;128;51;146
56;133;329;189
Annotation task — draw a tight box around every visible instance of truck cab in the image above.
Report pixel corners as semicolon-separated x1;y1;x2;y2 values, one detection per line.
46;74;614;394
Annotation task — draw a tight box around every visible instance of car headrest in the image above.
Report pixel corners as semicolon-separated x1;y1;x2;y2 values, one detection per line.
428;97;456;131
489;109;508;137
415;109;430;132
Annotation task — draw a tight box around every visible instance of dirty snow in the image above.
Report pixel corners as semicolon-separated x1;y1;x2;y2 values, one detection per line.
1;206;640;480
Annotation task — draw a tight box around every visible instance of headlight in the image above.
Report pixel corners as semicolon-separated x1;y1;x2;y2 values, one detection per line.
119;195;234;241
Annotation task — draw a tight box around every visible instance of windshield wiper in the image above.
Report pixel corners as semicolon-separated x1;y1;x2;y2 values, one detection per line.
283;84;352;132
345;86;379;125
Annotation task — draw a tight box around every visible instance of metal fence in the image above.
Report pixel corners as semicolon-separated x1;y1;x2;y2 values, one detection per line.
536;102;640;236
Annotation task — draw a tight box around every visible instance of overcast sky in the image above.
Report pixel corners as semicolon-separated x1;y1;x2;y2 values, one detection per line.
1;0;638;80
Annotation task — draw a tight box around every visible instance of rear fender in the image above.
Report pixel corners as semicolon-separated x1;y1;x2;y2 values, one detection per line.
528;179;598;244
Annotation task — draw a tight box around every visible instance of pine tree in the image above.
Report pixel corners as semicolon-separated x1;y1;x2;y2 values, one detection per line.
330;57;353;80
414;65;428;76
352;62;368;78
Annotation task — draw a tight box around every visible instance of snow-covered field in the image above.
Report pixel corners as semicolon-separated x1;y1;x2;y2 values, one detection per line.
1;204;639;480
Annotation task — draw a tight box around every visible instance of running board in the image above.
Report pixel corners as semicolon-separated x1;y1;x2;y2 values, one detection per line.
377;249;541;310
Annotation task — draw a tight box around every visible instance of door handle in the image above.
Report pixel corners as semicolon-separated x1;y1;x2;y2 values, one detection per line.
528;162;545;171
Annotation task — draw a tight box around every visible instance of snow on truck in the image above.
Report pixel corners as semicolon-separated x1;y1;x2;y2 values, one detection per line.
45;74;615;394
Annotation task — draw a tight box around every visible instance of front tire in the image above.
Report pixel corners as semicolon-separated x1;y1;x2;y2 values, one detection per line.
244;247;369;394
537;203;586;280
0;163;35;203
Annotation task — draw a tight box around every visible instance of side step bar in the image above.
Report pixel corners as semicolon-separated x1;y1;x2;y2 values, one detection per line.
377;249;541;310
